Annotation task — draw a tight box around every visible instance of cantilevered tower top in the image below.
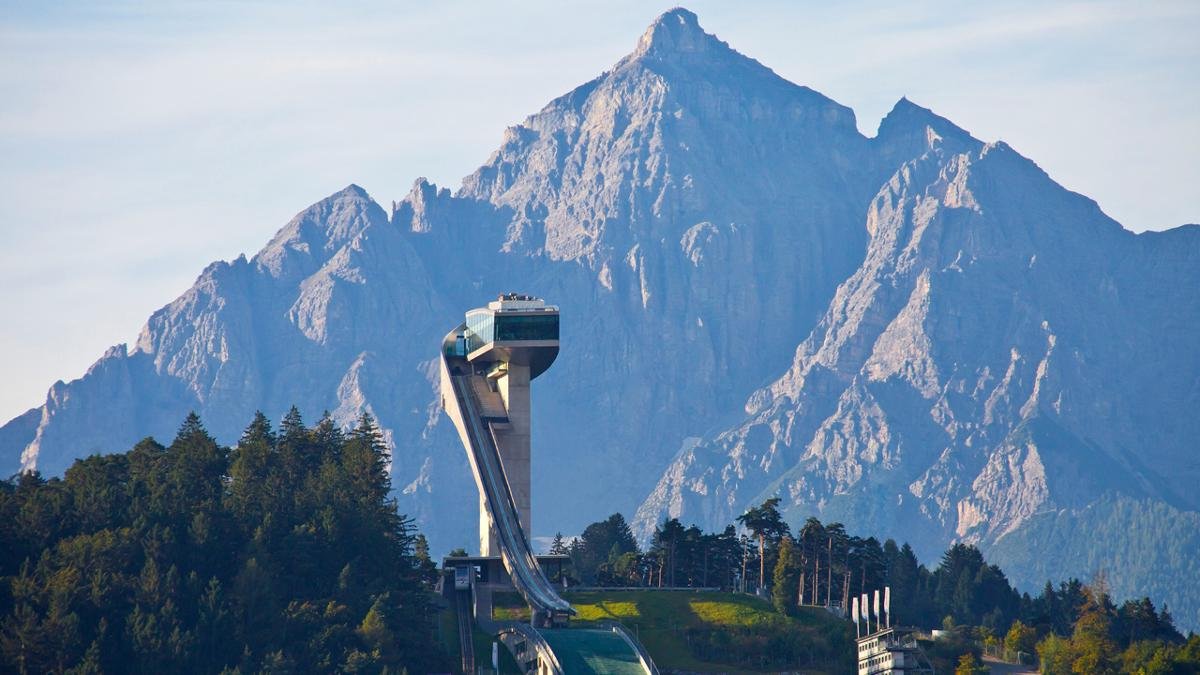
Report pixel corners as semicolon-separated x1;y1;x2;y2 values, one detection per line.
461;294;559;379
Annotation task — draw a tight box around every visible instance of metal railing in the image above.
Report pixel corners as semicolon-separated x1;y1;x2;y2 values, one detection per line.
456;589;476;674
497;622;563;675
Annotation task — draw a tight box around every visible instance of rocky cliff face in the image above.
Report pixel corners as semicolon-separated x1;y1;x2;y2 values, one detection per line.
633;96;1200;626
3;8;1197;628
404;8;886;533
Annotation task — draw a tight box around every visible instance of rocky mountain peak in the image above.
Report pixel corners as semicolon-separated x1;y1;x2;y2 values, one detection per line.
632;8;713;58
252;184;387;280
394;178;448;233
458;7;863;262
876;96;980;158
622;7;783;85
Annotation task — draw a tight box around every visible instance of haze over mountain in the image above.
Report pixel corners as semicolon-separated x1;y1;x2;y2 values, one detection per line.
3;9;1197;629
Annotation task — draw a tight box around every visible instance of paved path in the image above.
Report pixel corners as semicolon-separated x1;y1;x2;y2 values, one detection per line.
983;655;1038;674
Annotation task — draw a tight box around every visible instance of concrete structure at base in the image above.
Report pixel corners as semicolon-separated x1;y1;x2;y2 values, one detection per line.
856;627;935;675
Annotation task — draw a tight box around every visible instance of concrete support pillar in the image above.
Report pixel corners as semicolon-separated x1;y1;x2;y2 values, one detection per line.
477;362;533;557
496;363;532;541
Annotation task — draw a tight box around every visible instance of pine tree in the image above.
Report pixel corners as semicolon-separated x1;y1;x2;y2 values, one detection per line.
239;411;276;447
549;532;569;555
312;411;345;456
772;536;800;616
229;412;276;529
654;518;686;587
412;534;438;588
737;497;788;593
279;406;319;485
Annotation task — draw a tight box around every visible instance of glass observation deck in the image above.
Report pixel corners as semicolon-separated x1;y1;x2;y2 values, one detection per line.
463;294;559;354
444;294;560;379
464;310;559;353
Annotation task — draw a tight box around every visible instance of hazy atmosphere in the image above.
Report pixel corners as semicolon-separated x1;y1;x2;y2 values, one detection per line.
1;0;1197;422
4;4;1200;671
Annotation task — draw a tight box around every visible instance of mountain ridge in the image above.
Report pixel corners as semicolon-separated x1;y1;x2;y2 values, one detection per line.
631;103;1200;625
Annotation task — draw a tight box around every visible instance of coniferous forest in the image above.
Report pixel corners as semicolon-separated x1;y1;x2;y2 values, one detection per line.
0;410;441;674
2;411;1199;674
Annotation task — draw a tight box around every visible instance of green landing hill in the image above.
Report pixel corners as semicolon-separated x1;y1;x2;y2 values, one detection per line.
485;590;855;673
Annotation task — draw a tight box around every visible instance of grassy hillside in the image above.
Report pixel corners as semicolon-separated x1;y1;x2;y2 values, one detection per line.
493;590;854;673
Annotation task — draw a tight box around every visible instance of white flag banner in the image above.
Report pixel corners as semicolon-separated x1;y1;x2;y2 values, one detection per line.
884;586;891;623
852;596;860;623
874;589;881;620
862;593;869;619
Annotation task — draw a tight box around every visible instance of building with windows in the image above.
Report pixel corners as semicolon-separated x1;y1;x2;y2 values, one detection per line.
856;627;935;675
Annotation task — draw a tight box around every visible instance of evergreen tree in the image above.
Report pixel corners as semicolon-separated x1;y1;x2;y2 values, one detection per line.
653;518;686;587
412;534;438;589
886;542;924;625
772;536;800;616
572;514;638;584
798;518;827;605
548;532;569;555
228;412;276;531
312;411;345;455
737;497;788;593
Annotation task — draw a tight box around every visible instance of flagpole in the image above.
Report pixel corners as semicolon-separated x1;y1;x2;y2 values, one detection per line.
862;593;870;635
884;586;891;628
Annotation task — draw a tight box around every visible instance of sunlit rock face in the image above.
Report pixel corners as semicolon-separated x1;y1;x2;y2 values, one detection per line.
3;7;1198;629
634;95;1200;628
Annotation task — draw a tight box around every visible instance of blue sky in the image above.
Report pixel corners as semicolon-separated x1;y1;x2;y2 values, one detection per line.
1;0;1197;424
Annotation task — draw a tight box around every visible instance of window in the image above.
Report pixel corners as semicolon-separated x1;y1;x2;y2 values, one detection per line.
464;311;558;352
494;313;559;342
465;310;494;352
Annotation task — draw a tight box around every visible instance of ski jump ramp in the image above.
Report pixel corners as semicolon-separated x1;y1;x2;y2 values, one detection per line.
440;294;657;674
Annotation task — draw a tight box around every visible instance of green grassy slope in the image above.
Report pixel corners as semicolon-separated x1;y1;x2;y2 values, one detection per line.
494;590;854;673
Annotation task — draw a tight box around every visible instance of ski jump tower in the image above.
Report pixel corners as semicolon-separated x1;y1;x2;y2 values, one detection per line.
440;294;573;623
440;295;661;673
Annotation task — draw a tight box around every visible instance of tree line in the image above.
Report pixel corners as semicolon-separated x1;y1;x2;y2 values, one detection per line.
0;410;443;674
555;498;1198;673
